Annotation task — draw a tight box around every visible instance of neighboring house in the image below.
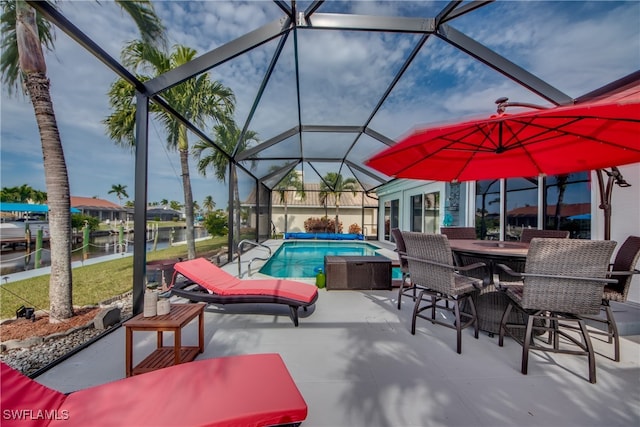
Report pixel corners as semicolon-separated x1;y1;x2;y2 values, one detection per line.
71;196;126;222
244;183;378;236
147;208;182;222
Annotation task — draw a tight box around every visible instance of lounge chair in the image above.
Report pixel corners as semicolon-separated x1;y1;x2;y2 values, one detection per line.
169;258;318;326
1;353;308;427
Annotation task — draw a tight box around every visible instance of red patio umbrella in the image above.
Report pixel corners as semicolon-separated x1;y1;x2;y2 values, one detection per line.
366;84;640;182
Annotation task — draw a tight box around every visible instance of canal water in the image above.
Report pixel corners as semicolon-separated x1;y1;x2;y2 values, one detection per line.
0;227;209;275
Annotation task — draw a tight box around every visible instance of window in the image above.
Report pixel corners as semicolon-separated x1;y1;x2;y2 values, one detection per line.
410;195;422;232
475;179;501;240
505;177;538;241
545;172;591;239
384;199;399;241
423;191;440;234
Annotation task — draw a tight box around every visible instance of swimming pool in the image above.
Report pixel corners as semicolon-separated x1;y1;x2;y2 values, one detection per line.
259;241;400;279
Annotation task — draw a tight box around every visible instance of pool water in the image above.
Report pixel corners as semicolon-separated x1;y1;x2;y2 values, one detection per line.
259;241;401;279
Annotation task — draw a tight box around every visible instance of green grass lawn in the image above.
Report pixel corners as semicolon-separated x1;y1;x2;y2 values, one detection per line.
0;236;228;319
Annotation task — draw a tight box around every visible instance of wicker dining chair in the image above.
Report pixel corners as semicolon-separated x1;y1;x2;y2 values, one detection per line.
401;232;487;354
519;229;569;243
440;227;477;240
498;238;617;383
392;228;423;310
579;235;640;362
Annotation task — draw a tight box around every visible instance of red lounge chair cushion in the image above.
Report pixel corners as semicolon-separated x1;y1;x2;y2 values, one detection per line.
174;258;318;303
2;354;308;427
1;362;66;427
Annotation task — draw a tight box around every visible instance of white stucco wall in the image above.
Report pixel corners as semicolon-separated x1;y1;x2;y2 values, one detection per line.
597;164;640;303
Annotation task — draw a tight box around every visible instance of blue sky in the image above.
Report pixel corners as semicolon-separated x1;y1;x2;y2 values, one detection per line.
1;1;639;208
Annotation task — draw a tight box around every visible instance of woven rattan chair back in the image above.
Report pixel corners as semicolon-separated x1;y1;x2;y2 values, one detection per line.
520;229;569;243
402;232;455;295
440;227;476;240
521;238;617;314
607;235;640;301
391;228;408;269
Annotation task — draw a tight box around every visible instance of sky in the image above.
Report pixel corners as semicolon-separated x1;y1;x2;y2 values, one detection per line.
1;1;639;209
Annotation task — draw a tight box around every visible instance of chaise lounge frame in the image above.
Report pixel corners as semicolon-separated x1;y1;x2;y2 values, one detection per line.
169;258;318;327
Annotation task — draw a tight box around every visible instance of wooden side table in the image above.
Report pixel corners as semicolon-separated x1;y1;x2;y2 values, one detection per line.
124;303;205;377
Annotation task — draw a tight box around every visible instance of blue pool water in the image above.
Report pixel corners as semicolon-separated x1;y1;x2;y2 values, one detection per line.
259;241;401;279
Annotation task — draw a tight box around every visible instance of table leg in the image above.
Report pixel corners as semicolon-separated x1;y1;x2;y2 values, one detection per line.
174;328;181;365
157;330;163;348
198;310;204;353
125;327;132;377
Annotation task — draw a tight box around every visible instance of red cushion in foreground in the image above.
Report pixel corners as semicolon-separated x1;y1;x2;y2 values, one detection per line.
2;354;307;427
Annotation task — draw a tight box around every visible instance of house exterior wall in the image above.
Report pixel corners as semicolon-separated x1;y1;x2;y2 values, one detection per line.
271;206;377;235
594;164;640;303
375;180;461;241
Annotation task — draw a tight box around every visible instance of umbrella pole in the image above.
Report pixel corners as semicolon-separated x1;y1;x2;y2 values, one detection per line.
596;167;631;241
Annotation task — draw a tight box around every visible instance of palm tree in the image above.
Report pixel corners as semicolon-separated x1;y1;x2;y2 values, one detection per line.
273;169;305;233
203;195;215;212
193;119;259;252
1;0;164;321
160;199;169;208
104;42;234;260
319;172;358;233
0;184;46;203
108;184;129;205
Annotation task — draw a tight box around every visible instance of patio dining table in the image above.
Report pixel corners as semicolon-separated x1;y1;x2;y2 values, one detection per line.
448;239;530;336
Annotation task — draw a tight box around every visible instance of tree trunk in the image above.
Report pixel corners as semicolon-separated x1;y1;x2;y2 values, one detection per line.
554;175;568;230
17;4;73;322
178;127;196;259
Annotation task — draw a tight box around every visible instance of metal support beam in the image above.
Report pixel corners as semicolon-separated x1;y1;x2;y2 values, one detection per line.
437;24;573;105
26;0;146;93
260;161;299;188
132;93;149;316
306;13;435;33
345;160;390;184
234;32;291;157
364;128;397;147
437;1;494;24
146;18;292;95
301;125;364;133
236;127;300;161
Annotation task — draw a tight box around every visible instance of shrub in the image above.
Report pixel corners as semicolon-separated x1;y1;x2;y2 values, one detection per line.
71;214;100;231
304;216;343;233
348;223;361;234
203;210;228;237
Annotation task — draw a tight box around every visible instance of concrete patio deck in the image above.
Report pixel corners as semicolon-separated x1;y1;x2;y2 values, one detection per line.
34;241;640;427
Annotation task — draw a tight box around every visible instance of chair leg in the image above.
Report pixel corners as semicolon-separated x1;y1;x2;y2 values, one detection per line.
411;291;425;335
578;319;597;384
604;303;620;362
521;314;536;375
467;295;479;339
453;299;462;354
431;294;438;320
397;279;404;310
289;306;299;327
551;314;560;349
498;303;514;347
